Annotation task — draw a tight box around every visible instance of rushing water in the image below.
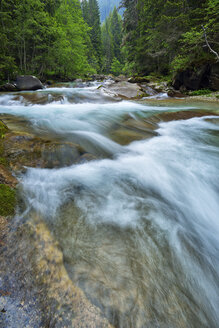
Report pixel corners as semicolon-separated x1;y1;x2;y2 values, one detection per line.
0;83;219;327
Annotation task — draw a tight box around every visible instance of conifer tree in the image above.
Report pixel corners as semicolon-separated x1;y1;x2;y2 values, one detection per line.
101;7;123;74
0;0;93;81
82;0;102;71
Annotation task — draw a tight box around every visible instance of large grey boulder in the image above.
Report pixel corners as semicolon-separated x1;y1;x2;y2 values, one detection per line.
15;75;44;91
100;81;146;99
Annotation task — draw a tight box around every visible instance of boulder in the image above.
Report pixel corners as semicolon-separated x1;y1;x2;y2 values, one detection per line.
167;88;185;98
0;83;17;92
90;74;106;81
172;64;215;91
140;84;158;96
15;75;44;91
147;81;168;93
128;77;150;83
209;63;219;91
100;81;146;99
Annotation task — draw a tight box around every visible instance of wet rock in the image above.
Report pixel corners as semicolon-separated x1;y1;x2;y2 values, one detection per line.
147;81;168;93
15;75;43;91
0;83;18;92
0;165;17;188
113;75;127;83
140;84;158;96
154;110;219;122
0;214;114;328
101;81;146;99
78;153;97;163
167;88;185;98
3;133;83;171
111;117;159;145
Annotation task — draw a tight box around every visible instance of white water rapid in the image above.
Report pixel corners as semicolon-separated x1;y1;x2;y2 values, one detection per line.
0;83;219;328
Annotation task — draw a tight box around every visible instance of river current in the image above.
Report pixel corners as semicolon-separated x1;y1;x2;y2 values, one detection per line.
0;82;219;327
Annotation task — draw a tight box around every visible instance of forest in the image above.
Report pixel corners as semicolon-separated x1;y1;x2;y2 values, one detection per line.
0;0;218;85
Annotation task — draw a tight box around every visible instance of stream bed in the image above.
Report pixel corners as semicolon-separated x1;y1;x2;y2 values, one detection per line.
0;82;219;328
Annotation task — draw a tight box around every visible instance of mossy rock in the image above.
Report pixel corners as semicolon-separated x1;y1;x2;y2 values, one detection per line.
0;120;8;139
0;184;16;216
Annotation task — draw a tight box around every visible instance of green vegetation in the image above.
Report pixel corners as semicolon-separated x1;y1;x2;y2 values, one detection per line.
0;0;97;81
189;89;212;96
0;0;218;82
121;0;219;76
0;121;8;166
0;120;8;139
81;0;102;71
0;184;16;216
0;121;16;216
101;7;123;74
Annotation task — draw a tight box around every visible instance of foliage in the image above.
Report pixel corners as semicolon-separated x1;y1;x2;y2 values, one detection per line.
81;0;102;71
110;58;123;76
189;89;212;96
101;7;123;74
0;0;94;81
121;0;219;76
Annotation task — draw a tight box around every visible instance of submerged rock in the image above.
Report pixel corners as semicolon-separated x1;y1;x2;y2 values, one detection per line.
111;116;159;145
15;75;43;91
3;133;84;171
0;214;114;327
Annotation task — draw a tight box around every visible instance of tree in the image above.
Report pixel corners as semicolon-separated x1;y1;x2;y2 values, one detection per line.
101;7;123;74
0;0;93;81
82;0;102;71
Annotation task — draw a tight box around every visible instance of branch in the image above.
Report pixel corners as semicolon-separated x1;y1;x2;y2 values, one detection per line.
202;25;219;62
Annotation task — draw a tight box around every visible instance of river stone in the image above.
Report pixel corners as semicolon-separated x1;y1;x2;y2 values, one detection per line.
209;63;219;91
0;83;18;92
172;65;211;91
15;75;43;91
167;88;185;98
128;76;150;83
111;117;159;145
101;81;146;99
3;133;83;171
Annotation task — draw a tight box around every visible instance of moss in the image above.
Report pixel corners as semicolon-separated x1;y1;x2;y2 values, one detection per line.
0;120;8;139
0;184;16;216
0;157;8;166
189;89;212;96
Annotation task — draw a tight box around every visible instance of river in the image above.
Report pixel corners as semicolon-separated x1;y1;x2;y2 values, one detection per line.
0;82;219;328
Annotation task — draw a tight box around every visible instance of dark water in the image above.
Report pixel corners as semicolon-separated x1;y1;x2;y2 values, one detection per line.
0;84;219;327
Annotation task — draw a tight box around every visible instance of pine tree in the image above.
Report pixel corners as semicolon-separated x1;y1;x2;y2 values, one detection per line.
82;0;102;71
101;7;123;74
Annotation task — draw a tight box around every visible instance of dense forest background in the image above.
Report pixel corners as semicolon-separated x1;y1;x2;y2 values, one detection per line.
0;0;218;83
